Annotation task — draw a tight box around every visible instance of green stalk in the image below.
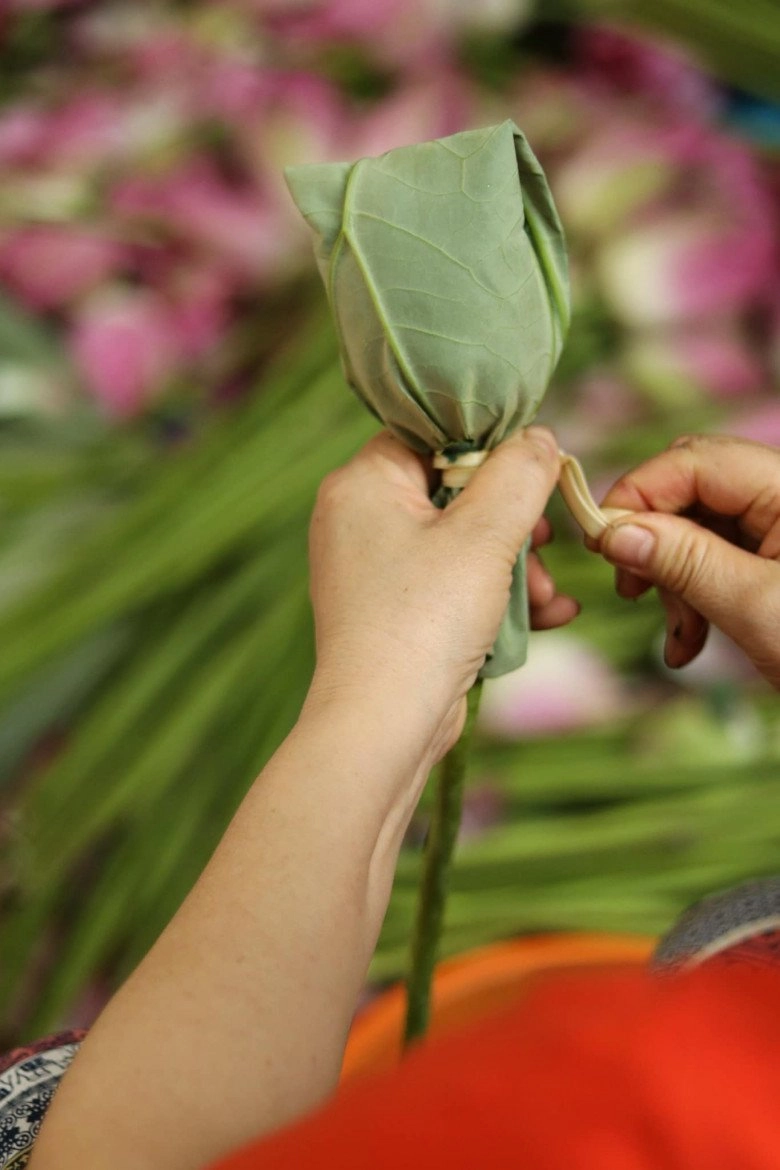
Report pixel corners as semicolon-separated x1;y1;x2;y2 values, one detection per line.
403;679;484;1046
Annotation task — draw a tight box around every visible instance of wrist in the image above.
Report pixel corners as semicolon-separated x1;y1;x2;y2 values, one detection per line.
307;636;470;736
299;669;449;808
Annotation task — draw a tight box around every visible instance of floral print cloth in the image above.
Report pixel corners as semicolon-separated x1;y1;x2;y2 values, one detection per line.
0;1032;84;1169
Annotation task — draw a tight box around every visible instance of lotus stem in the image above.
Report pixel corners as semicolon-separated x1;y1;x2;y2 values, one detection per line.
403;678;484;1047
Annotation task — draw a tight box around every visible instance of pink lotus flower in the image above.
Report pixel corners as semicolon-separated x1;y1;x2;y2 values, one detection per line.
342;68;474;160
508;70;604;155
479;631;631;739
549;371;646;456
278;0;529;41
236;71;347;179
598;211;775;328
255;0;410;47
166;265;232;362
7;88;188;175
40;92;124;167
553;123;679;239
769;296;780;386
232;71;351;261
111;160;290;282
0;226;125;310
624;327;766;402
70;288;182;417
68;4;170;60
0;104;49;166
595;130;776;327
454;0;532;36
9;0;86;9
667;628;763;691
457;784;507;844
198;57;269;122
728;400;780;447
575;24;720;120
253;0;460;70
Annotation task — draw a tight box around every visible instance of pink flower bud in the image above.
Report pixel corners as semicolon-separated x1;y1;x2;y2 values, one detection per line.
594;126;776;326
9;0;85;9
256;0;409;46
0;104;48;166
554;124;677;239
167;266;232;361
624;327;765;402
240;71;347;178
111;161;290;282
253;0;457;69
198;58;268;122
729;399;780;448
41;93;123;167
70;289;181;417
0;226;124;310
599;213;774;327
342;69;473;159
479;632;629;739
575;24;720;120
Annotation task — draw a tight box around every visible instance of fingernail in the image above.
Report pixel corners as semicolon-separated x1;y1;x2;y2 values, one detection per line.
615;567;638;598
602;523;655;569
664;631;685;669
663;604;683;668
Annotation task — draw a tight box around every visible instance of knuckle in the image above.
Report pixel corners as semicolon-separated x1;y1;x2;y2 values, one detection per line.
656;528;710;600
315;468;352;512
668;433;704;451
670;432;729;452
751;484;780;540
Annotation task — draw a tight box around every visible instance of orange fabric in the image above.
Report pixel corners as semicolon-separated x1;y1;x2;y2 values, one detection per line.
211;965;780;1170
342;934;652;1082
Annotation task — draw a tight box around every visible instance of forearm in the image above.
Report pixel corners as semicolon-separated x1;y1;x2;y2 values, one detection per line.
29;689;436;1170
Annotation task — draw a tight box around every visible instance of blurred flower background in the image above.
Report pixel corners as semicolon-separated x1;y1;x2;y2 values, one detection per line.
0;0;778;1043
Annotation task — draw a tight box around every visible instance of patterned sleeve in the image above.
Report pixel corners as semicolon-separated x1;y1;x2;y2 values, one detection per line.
0;1031;85;1169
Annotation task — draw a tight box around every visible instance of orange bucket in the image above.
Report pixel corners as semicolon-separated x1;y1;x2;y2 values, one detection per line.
342;933;653;1084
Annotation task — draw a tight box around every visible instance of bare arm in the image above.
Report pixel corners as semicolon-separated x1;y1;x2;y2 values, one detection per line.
28;427;570;1170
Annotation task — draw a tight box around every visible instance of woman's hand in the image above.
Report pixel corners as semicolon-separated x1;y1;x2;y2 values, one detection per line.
306;428;579;761
596;434;780;687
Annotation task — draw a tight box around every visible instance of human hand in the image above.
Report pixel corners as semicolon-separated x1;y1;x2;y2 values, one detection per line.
306;428;578;760
595;434;780;687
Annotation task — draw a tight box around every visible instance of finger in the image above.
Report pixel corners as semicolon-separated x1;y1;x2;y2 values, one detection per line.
446;427;560;551
531;516;553;550
615;567;652;600
527;551;555;608
600;435;780;544
346;431;433;496
657;587;709;669
530;593;581;631
599;512;780;655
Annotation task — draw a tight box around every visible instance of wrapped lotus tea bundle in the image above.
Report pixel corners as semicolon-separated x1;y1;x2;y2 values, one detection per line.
286;120;570;678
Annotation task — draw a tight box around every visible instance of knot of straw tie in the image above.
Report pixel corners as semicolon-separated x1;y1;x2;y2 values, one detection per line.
433;449;488;490
433;445;633;537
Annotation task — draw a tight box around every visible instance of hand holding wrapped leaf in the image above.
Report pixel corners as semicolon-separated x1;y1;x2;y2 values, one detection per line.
286;120;570;676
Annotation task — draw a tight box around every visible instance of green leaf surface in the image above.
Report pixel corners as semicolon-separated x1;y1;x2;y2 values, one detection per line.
287;120;569;456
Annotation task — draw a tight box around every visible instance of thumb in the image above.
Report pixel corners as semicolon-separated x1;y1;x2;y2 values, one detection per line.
599;514;780;657
445;427;560;551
